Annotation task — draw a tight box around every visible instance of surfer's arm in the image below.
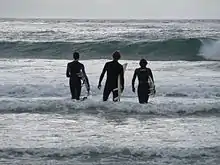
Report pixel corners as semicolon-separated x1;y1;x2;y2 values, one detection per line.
98;63;107;85
132;69;137;89
66;64;70;77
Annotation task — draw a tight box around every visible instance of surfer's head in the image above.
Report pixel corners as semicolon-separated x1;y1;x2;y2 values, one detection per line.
139;59;148;67
112;51;121;61
73;52;80;60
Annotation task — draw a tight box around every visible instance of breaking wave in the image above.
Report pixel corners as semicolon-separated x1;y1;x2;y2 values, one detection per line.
0;38;219;61
0;97;219;117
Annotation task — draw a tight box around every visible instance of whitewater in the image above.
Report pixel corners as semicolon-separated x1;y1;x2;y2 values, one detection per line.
0;19;220;165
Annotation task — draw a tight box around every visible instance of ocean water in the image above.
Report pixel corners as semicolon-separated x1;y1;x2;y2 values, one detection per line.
0;19;220;165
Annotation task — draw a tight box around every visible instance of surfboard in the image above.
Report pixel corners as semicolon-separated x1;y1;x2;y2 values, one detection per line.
117;63;128;101
78;71;90;100
148;76;155;96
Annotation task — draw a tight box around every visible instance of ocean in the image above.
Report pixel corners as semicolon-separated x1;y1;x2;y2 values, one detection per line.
0;19;220;165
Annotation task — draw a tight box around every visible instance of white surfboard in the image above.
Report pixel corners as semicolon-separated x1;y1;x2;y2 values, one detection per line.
148;76;155;96
78;71;90;97
117;63;128;101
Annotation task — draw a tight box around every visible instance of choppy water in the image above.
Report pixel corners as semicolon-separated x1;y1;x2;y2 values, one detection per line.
0;19;220;60
0;19;220;164
0;58;220;164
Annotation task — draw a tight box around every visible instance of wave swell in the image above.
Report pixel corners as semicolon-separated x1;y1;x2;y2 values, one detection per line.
0;98;219;117
0;38;219;61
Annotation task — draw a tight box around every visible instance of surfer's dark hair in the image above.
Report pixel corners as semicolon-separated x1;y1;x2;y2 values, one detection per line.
112;51;121;60
73;52;80;60
139;59;148;67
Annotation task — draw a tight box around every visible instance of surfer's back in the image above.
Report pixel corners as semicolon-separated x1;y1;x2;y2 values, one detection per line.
67;61;84;79
135;67;153;83
105;61;123;83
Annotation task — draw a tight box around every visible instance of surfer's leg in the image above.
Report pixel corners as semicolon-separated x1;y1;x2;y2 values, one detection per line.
138;85;145;104
140;84;150;104
137;85;143;103
145;94;149;103
112;90;119;102
70;87;75;99
69;80;76;99
143;86;150;103
75;82;81;100
139;85;149;103
103;85;111;101
145;86;151;103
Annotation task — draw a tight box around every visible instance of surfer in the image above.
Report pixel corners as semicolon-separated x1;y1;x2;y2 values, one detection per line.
132;59;155;104
98;51;124;102
66;52;90;100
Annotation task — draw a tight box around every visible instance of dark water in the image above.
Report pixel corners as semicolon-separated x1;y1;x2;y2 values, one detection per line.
0;38;212;60
0;19;220;60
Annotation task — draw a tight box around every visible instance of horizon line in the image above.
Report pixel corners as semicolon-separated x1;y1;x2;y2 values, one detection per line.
0;17;220;20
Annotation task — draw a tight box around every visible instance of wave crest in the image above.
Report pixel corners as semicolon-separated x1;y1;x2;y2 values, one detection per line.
0;98;219;116
0;38;219;61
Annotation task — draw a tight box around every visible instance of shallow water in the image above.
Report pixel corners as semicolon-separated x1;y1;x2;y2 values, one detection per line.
0;59;220;164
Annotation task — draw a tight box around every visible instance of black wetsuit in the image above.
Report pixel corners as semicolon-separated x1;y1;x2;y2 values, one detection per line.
66;60;89;100
99;60;124;101
132;67;154;104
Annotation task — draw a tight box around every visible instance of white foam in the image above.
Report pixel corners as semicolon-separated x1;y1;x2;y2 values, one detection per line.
0;97;219;116
0;59;220;115
199;39;220;60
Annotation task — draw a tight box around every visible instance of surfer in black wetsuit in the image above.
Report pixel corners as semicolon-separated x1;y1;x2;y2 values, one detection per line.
66;52;90;100
132;59;155;104
98;51;124;102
